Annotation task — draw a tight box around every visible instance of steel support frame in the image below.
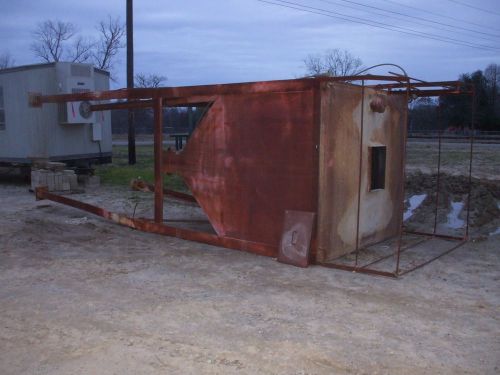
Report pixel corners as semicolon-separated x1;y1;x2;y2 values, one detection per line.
34;186;276;256
30;76;474;277
320;88;475;278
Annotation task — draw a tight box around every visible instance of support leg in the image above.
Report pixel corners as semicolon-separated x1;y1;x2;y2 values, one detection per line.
154;97;164;223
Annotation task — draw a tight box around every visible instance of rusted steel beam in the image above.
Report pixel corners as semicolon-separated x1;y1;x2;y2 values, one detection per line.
359;237;430;269
164;189;197;203
354;80;366;267
34;187;277;257
91;100;154;111
89;96;216;112
327;74;408;82
403;230;464;241
153;97;164;223
29;76;408;107
36;186;133;225
396;240;466;276
372;81;462;89
29;79;319;105
165;96;216;107
408;135;477;141
389;89;469;97
316;262;398;278
393;84;411;274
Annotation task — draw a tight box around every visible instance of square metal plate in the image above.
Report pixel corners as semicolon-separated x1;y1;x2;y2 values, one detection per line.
278;210;316;268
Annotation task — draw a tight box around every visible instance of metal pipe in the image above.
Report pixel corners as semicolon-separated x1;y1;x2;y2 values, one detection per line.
154;97;164;223
354;80;365;267
465;90;475;239
433;105;443;235
126;0;136;165
403;229;464;241
397;240;466;276
394;77;411;274
359;237;429;269
316;262;397;278
31;76;452;106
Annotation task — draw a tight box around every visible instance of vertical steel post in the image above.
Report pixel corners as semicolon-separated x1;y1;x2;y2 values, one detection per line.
395;78;411;275
433;104;443;235
464;89;475;239
154;97;164;223
354;80;365;267
126;0;136;165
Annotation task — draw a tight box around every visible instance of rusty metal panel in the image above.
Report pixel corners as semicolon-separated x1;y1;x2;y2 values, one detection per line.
278;210;316;267
317;83;406;261
164;87;319;254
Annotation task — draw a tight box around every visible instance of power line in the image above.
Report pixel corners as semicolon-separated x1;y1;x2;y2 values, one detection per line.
318;0;500;39
381;0;500;33
316;0;500;43
267;0;500;49
445;0;500;17
255;0;500;51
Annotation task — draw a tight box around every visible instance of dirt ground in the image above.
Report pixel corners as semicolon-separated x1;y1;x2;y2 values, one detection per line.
0;182;499;375
406;141;500;180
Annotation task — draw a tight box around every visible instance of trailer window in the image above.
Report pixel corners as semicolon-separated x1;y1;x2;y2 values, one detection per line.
0;86;4;130
370;146;386;190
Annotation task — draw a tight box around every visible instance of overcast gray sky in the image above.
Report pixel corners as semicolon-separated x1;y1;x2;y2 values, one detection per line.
1;0;499;87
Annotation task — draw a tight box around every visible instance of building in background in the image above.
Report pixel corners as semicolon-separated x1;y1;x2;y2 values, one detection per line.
0;62;112;167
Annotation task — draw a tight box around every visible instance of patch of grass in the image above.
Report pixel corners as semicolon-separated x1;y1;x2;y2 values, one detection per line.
95;145;187;191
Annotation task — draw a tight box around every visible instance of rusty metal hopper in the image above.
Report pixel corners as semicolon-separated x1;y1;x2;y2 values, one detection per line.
30;75;473;276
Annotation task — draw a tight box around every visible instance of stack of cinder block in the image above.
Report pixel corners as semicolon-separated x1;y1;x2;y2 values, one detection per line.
31;162;78;192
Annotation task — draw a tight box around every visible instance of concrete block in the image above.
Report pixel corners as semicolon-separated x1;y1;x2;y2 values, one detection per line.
46;172;55;191
54;172;63;191
38;170;48;187
67;174;78;190
40;170;49;187
31;169;49;189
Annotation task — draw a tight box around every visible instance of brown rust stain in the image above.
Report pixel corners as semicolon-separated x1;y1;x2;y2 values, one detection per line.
317;83;362;261
318;84;406;261
164;87;318;253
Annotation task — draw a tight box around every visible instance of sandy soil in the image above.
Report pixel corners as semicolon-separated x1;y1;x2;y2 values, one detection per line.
1;183;499;375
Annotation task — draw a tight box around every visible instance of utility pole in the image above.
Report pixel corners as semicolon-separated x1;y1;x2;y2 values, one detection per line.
126;0;136;164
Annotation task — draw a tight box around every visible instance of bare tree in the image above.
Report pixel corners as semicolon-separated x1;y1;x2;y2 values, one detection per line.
135;73;167;88
30;17;125;75
304;49;363;77
92;16;125;71
303;54;323;76
31;20;76;62
68;36;94;63
0;52;15;69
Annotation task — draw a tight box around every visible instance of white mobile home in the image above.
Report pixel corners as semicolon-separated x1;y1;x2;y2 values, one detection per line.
0;62;112;166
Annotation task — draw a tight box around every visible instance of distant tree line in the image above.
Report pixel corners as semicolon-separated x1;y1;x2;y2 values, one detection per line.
410;64;499;132
112;106;207;135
